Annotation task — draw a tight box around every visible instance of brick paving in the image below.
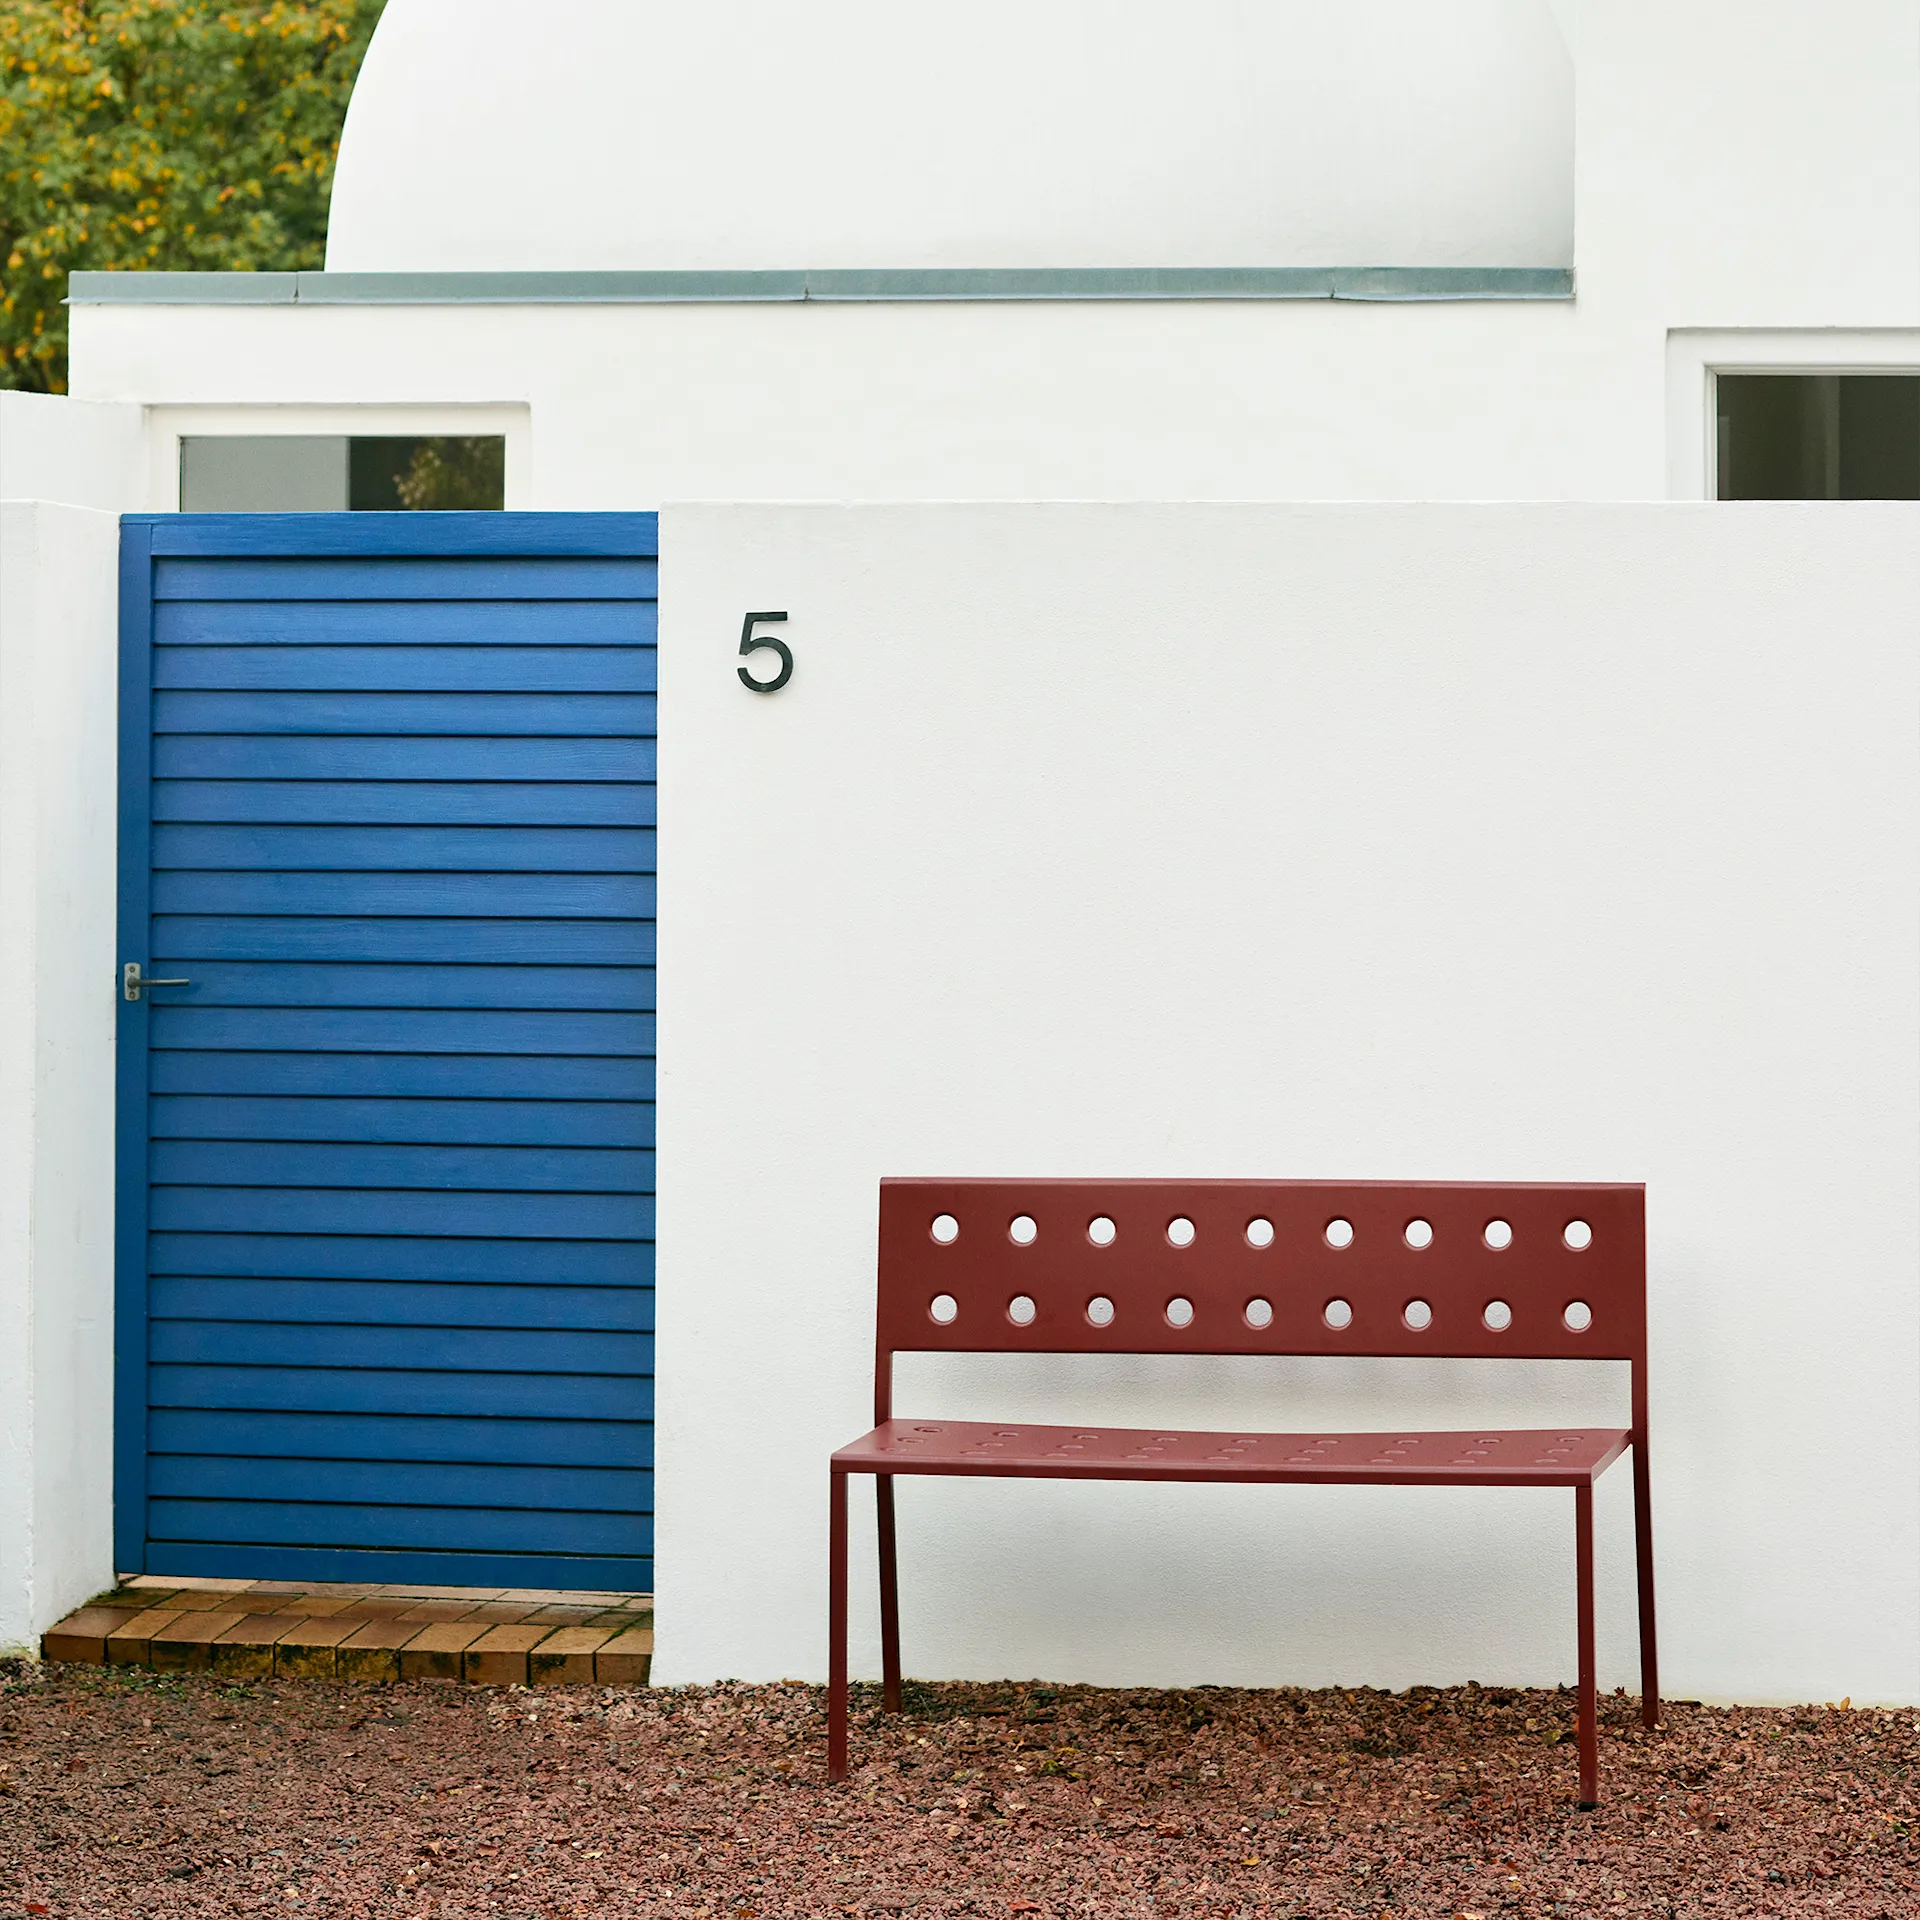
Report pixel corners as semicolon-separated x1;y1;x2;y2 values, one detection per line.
39;1576;652;1686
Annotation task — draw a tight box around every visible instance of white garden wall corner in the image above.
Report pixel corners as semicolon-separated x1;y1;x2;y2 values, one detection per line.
654;502;1920;1708
0;493;125;1654
0;391;143;513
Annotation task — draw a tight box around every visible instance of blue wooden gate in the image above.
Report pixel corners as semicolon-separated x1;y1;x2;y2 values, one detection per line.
115;513;657;1590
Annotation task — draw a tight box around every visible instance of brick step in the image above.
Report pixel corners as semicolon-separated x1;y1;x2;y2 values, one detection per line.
40;1578;652;1686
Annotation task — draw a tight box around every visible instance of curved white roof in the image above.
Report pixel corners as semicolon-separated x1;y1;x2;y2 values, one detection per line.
326;0;1572;273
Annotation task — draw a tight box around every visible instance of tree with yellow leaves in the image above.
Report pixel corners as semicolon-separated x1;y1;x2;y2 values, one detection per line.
0;0;385;391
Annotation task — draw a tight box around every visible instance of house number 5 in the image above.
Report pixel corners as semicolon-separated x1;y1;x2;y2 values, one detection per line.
738;611;792;693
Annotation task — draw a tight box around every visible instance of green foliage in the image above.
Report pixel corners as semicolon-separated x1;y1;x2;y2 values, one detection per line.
0;0;385;392
395;436;506;511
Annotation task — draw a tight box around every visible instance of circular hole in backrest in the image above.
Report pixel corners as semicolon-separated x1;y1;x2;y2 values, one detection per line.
929;1293;959;1326
1009;1214;1038;1246
1483;1218;1513;1251
930;1213;959;1245
1164;1296;1195;1329
1007;1294;1037;1327
1482;1298;1513;1332
1403;1298;1433;1331
1325;1217;1355;1250
1244;1297;1274;1330
1166;1216;1196;1249
1085;1295;1115;1328
1563;1299;1593;1333
1245;1217;1275;1249
1404;1217;1434;1251
1323;1297;1354;1330
1087;1215;1116;1248
1563;1218;1593;1252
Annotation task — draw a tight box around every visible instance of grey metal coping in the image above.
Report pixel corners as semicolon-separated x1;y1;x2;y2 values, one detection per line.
67;266;1572;305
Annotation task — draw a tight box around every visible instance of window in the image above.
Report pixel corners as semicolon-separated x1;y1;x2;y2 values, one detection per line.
1715;375;1920;499
178;435;506;512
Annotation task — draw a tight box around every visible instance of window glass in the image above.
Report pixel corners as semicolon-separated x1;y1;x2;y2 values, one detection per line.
179;435;505;511
1716;375;1920;499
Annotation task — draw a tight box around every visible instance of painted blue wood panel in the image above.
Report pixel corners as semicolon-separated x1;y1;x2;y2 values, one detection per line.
150;1321;651;1374
153;557;653;599
141;964;655;1011
150;917;654;964
148;1366;654;1421
155;736;656;781
153;690;656;734
154;599;656;647
150;1096;655;1146
152;825;656;869
151;1408;654;1467
150;1053;654;1100
154;781;655;826
149;1457;650;1509
147;1501;651;1557
149;1234;652;1285
149;1277;653;1329
120;513;656;1589
153;645;656;691
144;511;657;558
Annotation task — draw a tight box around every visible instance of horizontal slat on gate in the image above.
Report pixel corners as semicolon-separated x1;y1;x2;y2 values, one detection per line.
151;1320;650;1374
147;512;656;559
152;872;654;918
154;691;657;735
151;1096;655;1146
152;1139;652;1192
154;599;656;648
142;963;653;1012
154;557;656;600
153;825;655;870
155;736;656;781
149;1456;650;1510
150;1277;653;1330
149;1234;651;1286
148;1500;651;1557
151;1407;654;1466
154;645;656;692
154;781;655;827
150;1051;654;1100
139;1545;653;1587
153;917;653;965
149;1007;654;1055
149;1187;654;1239
150;1364;654;1421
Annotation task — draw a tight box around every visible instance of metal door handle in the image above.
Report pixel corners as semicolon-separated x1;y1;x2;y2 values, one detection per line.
123;963;190;1002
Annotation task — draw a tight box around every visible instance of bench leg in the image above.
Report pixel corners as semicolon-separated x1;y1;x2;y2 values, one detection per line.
1632;1439;1660;1730
828;1466;849;1780
876;1473;902;1713
1575;1481;1598;1809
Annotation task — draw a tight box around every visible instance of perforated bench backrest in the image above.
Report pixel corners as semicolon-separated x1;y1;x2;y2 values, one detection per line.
873;1179;1647;1422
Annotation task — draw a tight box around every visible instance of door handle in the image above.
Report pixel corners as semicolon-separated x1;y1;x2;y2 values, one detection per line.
123;963;190;1003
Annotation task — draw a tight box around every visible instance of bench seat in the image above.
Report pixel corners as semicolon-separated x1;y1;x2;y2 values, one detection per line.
835;1419;1631;1486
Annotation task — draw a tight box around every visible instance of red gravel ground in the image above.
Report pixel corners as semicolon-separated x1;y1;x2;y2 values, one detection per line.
1;1660;1914;1918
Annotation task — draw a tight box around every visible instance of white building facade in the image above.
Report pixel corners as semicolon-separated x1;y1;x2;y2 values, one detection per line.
2;0;1918;1707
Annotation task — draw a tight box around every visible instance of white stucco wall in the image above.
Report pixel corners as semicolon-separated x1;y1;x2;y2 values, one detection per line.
64;1;1920;507
655;502;1920;1707
0;497;124;1652
326;0;1573;273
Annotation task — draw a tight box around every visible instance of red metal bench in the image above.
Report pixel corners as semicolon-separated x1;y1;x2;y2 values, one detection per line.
828;1179;1657;1804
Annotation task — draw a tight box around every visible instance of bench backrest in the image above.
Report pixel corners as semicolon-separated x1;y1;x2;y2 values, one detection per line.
873;1179;1647;1426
